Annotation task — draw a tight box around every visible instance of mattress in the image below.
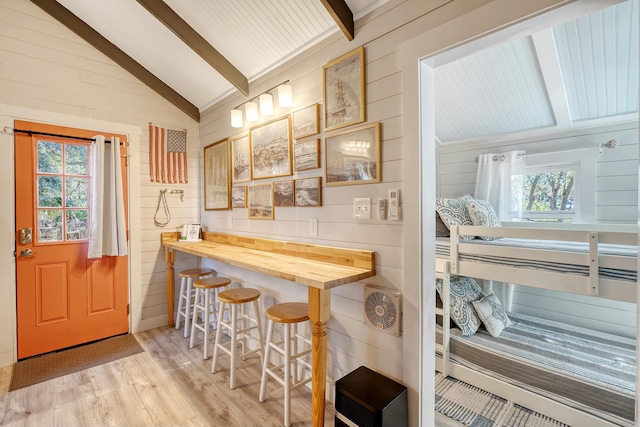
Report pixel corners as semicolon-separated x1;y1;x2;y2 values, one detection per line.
436;312;636;426
436;237;637;282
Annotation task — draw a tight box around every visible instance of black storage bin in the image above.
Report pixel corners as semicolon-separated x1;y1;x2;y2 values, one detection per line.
335;365;408;427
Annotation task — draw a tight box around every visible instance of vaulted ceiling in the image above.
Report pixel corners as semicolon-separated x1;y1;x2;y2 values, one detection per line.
32;0;388;122
31;0;638;144
435;0;638;145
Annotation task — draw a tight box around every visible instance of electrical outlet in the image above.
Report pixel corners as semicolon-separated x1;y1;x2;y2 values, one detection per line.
227;216;233;229
309;218;318;236
353;198;371;219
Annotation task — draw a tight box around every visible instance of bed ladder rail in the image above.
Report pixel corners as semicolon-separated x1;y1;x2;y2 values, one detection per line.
435;259;451;377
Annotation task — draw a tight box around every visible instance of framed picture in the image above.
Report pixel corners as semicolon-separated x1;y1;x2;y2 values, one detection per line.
294;139;321;172
204;138;231;210
324;122;381;187
232;186;247;208
292;104;320;139
248;183;274;220
273;180;295;207
186;224;201;241
231;132;251;183
322;46;366;132
250;115;292;180
295;177;322;207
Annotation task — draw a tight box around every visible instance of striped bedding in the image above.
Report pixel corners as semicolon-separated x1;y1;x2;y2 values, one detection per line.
435;237;637;282
437;312;636;426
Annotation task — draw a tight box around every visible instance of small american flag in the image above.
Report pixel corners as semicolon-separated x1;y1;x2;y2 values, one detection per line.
149;124;188;183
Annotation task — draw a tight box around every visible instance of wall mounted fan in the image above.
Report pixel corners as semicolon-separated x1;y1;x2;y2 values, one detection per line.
363;286;402;336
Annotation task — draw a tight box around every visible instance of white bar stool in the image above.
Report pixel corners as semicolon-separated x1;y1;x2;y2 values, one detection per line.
259;302;312;427
189;276;231;359
211;287;265;389
175;268;214;337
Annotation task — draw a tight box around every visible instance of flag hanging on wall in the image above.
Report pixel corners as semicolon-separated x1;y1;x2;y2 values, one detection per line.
149;123;188;183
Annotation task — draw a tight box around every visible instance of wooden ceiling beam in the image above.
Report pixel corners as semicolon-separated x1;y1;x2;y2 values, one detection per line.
30;0;200;122
136;0;249;96
320;0;354;41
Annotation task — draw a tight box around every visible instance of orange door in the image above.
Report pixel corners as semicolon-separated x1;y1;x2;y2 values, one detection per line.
15;121;129;359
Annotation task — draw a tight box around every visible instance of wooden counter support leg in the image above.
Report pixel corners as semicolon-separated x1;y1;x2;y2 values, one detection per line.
165;247;176;327
308;287;331;427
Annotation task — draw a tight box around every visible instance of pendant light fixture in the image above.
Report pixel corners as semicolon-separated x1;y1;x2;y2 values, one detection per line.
259;93;274;115
230;109;243;128
230;80;292;128
278;83;293;107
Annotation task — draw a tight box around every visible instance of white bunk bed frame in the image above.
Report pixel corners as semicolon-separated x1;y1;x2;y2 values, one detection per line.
435;224;638;427
448;224;637;302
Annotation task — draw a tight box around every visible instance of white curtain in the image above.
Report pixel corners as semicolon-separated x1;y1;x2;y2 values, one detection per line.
88;135;127;258
474;150;525;221
474;150;525;311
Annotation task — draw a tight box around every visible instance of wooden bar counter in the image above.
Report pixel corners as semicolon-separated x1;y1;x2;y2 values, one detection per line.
161;231;376;427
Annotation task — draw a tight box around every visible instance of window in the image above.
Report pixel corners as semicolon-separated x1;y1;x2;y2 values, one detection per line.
515;148;596;224
521;163;577;222
36;139;90;242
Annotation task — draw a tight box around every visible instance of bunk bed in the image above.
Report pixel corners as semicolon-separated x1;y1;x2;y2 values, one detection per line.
434;224;638;427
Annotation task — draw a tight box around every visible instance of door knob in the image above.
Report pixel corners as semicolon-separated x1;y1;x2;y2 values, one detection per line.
20;248;40;257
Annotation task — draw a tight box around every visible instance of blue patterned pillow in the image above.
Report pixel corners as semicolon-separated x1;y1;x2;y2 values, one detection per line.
435;275;484;336
465;198;501;241
472;292;512;337
435;195;474;240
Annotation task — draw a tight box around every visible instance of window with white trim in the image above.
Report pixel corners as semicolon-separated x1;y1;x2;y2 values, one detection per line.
512;148;596;223
521;162;577;222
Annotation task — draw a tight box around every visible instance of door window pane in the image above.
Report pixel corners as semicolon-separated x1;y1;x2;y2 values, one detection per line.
35;140;92;243
38;210;63;242
65;145;88;175
66;210;88;240
37;141;62;174
38;176;62;207
65;177;88;208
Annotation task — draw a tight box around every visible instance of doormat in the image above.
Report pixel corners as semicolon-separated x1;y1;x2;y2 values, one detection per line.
435;373;569;427
9;334;143;391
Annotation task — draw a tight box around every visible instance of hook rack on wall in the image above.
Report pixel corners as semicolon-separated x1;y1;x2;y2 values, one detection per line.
170;189;184;202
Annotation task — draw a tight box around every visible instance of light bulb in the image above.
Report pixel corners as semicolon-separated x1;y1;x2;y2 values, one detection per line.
259;93;273;115
231;109;243;128
278;84;293;107
245;101;258;121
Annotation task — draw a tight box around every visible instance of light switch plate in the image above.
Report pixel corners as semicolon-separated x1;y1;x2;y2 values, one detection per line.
353;198;371;219
309;218;318;236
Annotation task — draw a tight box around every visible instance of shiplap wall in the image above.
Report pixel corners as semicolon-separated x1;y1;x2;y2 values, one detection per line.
197;24;407;401
437;122;639;337
0;0;201;364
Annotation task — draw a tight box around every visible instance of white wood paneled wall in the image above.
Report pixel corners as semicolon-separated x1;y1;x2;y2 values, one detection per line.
198;37;406;399
436;122;639;337
196;0;485;402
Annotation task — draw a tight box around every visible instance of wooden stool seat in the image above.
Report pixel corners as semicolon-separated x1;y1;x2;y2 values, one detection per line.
175;268;215;337
194;276;231;289
266;302;309;324
179;268;214;278
189;276;231;359
259;302;312;427
212;287;264;389
217;288;260;304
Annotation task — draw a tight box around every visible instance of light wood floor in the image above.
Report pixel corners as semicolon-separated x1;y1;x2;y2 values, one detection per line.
0;326;461;427
0;326;337;427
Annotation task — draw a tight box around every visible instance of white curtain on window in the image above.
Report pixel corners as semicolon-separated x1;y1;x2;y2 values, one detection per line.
474;150;525;221
474;150;525;311
88;135;127;258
